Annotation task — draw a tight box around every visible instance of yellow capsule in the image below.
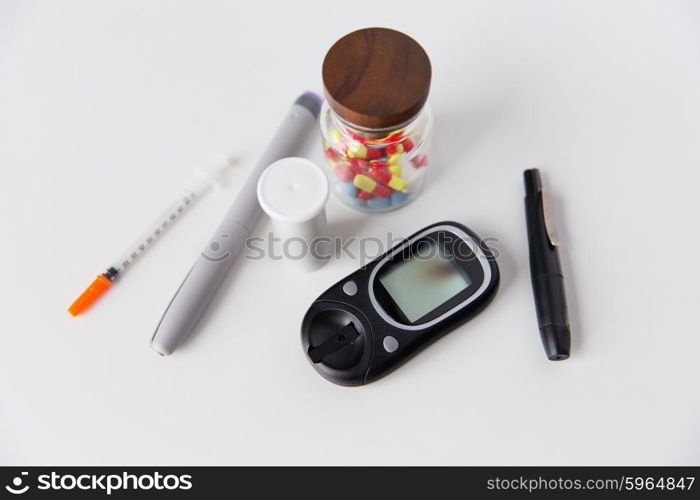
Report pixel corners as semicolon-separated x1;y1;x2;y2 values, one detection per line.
388;153;402;164
387;175;408;191
388;164;402;176
347;142;367;159
329;128;343;143
387;143;404;155
353;174;376;192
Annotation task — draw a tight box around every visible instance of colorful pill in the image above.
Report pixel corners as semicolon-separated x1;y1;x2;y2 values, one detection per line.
353;174;376;192
369;160;390;169
333;163;354;182
385;143;404;156
390;190;410;206
388;153;402;165
325;147;341;162
325;124;423;212
347;129;366;142
354;158;371;169
410;154;428;167
336;181;358;199
328;129;348;154
369;167;407;191
369;167;391;184
348;158;369;175
348;163;363;176
329;128;343;143
353;174;391;197
347;142;367;158
372;183;391;197
387;175;408;191
365;147;385;160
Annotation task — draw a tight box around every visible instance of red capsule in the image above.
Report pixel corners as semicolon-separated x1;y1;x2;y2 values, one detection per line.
334;163;354;182
358;189;374;200
347;129;367;143
348;163;363;176
356;158;371;170
402;137;415;152
348;158;370;175
373;183;392;198
325;147;341;161
410;154;428;167
365;147;385;160
385;143;403;156
369;160;390;168
369;167;391;184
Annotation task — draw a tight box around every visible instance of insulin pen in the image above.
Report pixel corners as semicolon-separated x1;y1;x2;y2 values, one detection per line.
150;92;322;356
523;168;571;360
67;159;233;316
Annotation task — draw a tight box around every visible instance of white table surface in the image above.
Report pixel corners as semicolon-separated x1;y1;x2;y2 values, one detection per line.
1;0;699;466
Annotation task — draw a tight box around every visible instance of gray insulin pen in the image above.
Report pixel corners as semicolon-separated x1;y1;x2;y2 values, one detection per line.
151;92;322;355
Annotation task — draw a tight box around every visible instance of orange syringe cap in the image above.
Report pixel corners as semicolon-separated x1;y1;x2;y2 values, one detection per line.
68;274;112;316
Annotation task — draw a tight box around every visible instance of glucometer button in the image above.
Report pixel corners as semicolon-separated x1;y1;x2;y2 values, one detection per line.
383;336;399;353
342;280;358;296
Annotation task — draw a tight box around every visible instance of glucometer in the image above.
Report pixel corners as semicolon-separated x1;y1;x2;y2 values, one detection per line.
301;222;499;386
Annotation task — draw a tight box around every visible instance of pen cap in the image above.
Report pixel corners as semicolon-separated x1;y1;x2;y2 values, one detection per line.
257;157;330;272
523;168;543;195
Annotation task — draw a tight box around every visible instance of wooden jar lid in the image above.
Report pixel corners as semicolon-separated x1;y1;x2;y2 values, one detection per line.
322;27;431;130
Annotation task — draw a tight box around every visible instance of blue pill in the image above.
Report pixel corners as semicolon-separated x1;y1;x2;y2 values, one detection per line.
390;191;410;206
367;197;391;210
347;197;367;208
336;181;358;198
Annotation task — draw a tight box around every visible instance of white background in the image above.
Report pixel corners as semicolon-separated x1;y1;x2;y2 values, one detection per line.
1;0;699;465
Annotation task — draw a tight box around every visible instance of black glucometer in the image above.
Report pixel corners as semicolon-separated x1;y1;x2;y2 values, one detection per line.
301;222;500;386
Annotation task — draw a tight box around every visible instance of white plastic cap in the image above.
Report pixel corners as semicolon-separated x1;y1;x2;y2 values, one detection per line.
257;157;329;223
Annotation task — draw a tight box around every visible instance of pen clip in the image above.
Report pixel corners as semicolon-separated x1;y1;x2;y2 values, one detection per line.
540;189;560;247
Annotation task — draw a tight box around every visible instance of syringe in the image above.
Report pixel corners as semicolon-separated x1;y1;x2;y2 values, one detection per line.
68;157;234;316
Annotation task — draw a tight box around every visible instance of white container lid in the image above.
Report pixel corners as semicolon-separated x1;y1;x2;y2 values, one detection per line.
257;157;329;223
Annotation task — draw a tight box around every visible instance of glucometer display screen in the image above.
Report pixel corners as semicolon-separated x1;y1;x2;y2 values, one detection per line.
378;241;472;322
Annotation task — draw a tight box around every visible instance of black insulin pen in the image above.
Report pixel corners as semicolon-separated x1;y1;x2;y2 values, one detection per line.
523;168;571;361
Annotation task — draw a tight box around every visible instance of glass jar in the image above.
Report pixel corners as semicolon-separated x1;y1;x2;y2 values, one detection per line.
320;103;432;211
320;27;433;212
